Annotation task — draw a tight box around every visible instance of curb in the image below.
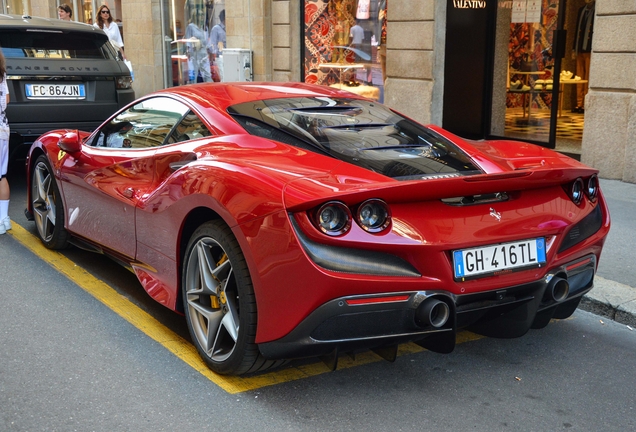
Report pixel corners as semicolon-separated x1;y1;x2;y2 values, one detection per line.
580;276;636;327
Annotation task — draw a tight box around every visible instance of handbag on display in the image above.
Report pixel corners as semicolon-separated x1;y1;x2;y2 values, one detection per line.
520;54;538;72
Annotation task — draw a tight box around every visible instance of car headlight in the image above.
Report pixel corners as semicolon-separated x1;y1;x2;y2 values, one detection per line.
586;174;598;202
356;199;391;233
315;201;351;236
570;178;584;205
116;76;133;89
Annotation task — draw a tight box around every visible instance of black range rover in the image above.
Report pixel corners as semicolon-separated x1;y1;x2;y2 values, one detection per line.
0;15;135;161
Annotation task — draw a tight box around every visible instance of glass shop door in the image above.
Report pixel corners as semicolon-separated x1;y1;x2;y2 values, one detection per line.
489;0;587;154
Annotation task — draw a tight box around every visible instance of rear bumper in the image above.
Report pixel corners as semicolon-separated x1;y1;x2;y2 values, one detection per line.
258;254;596;360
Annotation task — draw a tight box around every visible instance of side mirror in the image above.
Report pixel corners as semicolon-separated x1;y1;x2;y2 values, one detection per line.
58;131;82;153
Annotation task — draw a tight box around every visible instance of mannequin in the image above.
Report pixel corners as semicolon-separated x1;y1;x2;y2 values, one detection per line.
572;0;594;113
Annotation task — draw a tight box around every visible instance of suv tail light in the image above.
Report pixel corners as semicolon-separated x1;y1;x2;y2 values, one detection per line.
116;76;133;89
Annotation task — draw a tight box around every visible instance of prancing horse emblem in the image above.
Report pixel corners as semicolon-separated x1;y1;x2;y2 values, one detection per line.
489;207;502;222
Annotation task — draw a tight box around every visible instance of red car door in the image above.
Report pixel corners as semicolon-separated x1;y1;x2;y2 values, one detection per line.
59;145;157;259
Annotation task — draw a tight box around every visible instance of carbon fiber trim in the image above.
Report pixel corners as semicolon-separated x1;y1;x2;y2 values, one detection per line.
289;214;421;277
558;205;603;253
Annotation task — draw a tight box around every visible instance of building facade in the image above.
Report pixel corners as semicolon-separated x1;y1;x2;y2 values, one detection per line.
6;0;636;182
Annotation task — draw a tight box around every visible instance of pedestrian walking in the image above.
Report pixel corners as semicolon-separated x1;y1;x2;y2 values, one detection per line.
185;8;212;83
57;4;72;21
0;48;11;234
94;5;126;61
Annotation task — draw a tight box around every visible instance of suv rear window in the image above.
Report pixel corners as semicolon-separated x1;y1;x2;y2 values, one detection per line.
0;29;113;59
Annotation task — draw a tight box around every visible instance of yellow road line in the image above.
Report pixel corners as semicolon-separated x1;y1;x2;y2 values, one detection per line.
9;223;484;393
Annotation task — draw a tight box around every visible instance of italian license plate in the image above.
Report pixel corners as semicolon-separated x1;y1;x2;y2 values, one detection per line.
453;238;546;279
25;84;85;100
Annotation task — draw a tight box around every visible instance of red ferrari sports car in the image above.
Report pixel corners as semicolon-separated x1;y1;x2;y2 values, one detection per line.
25;82;610;375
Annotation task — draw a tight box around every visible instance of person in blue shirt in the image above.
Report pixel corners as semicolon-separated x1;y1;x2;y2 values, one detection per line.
209;9;226;58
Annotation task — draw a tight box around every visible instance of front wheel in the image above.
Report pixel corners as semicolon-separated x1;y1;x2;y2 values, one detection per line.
31;155;69;249
182;220;282;375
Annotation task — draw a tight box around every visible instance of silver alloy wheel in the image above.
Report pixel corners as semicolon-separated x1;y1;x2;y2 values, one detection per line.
32;161;57;243
185;237;240;363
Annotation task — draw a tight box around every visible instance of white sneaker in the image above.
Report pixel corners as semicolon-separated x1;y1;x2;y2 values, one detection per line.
2;217;11;231
0;224;5;235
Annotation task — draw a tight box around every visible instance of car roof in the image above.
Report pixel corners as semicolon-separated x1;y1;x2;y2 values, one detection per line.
0;14;103;34
156;82;368;112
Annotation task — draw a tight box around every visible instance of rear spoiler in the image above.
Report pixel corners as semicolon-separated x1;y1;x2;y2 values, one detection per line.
283;165;598;211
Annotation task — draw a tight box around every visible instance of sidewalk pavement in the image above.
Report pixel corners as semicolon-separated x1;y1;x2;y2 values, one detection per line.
579;179;636;328
582;276;636;327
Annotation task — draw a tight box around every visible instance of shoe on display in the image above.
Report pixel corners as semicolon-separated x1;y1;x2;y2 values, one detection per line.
574;75;581;80
534;84;543;90
510;80;521;90
535;79;545;84
520;84;531;91
546;85;553;90
560;70;573;80
2;217;11;231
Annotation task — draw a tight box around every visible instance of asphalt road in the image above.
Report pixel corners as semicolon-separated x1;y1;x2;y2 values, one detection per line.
2;162;635;431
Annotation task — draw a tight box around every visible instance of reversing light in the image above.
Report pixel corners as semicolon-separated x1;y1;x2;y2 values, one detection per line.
116;76;133;89
315;201;351;236
571;178;584;205
356;199;391;233
586;174;598;202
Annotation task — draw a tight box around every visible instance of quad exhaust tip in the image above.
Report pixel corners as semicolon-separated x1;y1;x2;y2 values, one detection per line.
546;276;570;303
416;298;450;328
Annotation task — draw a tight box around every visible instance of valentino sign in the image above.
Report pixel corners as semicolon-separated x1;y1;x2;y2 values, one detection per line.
453;0;487;8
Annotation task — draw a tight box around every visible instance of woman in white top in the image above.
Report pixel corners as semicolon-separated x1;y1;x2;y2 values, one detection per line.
94;5;126;61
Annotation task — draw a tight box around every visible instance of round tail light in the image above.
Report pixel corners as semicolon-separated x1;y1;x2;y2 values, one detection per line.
315;202;351;236
586;174;598;202
356;199;391;233
571;178;584;205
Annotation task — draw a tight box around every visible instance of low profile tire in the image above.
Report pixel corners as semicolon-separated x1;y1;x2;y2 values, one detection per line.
31;155;69;249
182;220;283;375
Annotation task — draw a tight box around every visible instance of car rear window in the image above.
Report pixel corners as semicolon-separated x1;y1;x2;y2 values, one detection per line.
228;97;481;180
0;29;114;59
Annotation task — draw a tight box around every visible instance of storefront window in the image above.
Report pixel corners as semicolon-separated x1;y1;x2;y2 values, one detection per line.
169;0;225;86
491;0;589;153
3;0;30;15
303;0;387;103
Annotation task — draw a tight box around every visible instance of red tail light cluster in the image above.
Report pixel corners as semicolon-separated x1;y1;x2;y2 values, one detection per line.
313;199;391;236
567;174;598;205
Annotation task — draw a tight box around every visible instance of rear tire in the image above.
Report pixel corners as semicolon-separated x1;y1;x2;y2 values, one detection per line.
31;155;69;249
182;220;284;375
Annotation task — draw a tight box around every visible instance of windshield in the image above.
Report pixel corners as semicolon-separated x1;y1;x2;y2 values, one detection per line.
228;97;480;180
0;29;115;59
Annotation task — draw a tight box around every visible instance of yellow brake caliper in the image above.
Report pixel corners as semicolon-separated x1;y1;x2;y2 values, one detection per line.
210;253;228;309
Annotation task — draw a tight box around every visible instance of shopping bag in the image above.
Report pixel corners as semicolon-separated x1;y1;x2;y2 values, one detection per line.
124;59;134;81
